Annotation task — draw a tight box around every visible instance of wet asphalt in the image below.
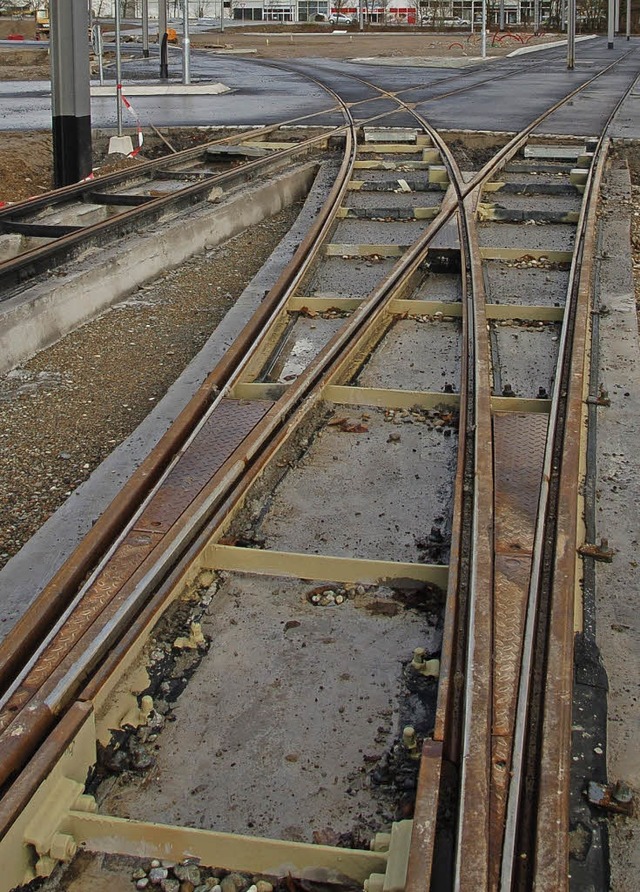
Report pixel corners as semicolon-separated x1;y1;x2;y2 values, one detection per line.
0;36;638;136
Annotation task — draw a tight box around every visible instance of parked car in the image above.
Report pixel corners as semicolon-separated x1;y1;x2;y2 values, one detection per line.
328;13;356;24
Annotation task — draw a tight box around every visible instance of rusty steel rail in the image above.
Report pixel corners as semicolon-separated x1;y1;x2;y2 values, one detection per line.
394;49;640;892
0;102;469;804
0;135;354;701
0;125;345;297
0;48;636;889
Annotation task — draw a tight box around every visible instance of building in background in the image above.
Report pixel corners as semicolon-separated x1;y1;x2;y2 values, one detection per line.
70;0;634;29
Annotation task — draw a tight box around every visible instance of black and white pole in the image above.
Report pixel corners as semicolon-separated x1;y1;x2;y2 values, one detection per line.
159;0;169;78
50;0;92;188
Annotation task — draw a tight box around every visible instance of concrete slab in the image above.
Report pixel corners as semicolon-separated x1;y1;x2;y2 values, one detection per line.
102;571;440;842
91;83;230;97
491;322;561;398
592;166;640;890
253;405;456;565
355;318;462;394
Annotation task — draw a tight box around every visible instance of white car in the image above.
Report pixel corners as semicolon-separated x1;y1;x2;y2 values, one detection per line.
328;13;355;24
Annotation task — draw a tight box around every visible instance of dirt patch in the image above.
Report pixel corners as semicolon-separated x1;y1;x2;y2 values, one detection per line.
0;127;254;203
0;131;53;202
0;16;36;40
0;49;49;81
189;27;563;61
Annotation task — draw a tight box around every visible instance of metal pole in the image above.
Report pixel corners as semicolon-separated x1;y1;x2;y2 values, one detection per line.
50;0;92;187
115;0;123;137
626;0;631;38
183;0;191;83
220;0;225;32
360;3;364;31
499;0;505;30
534;0;539;32
96;24;104;85
481;0;486;57
567;0;575;68
608;0;615;46
159;0;169;76
142;0;149;58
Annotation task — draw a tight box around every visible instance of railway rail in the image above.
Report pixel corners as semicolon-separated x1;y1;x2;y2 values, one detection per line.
0;46;637;892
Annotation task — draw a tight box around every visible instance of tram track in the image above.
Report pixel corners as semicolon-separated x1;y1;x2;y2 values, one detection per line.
0;46;637;892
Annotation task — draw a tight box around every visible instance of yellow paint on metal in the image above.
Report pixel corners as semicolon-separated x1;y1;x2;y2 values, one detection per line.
353;161;430;170
324;384;460;410
66;811;389;882
485;305;565;322
337;208;439;221
422;149;441;164
288;296;363;312
388;299;462;317
228;383;288;401
0;705;97;892
324;244;407;257
477;204;580;224
95;662;151;746
479;248;573;263
203;544;449;590
358;144;422;154
428;166;449;185
491;398;551;413
570;168;589;187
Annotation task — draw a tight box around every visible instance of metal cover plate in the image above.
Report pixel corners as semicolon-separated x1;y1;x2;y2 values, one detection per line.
493;412;548;553
135;399;274;534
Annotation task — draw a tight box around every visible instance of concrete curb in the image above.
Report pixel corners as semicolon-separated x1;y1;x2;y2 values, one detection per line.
507;33;597;56
91;83;230;96
0;164;315;375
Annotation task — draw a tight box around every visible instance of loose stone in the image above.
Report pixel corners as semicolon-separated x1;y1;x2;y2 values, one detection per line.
220;874;247;892
149;867;169;884
174;865;202;886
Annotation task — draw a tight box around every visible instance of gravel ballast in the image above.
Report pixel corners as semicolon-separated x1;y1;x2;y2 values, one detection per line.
0;203;301;572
